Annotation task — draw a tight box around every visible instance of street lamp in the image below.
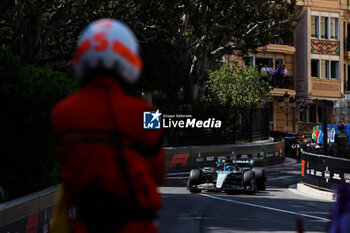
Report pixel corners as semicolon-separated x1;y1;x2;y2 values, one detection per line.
278;91;296;133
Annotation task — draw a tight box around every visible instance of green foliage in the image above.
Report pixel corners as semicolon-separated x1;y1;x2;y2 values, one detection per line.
206;62;272;107
0;47;78;199
137;41;187;108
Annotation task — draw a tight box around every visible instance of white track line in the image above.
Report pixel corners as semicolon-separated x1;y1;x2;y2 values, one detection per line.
200;194;331;222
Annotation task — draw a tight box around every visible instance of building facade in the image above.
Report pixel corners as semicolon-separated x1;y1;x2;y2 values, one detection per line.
228;0;350;135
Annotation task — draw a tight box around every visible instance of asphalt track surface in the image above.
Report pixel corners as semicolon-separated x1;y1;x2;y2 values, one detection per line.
158;160;334;233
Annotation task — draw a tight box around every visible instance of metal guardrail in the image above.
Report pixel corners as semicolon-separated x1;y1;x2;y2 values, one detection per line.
0;141;285;231
0;185;57;232
166;140;285;172
301;151;350;191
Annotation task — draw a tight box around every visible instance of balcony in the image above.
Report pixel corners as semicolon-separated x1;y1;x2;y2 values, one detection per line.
258;44;295;55
268;74;295;97
269;74;294;89
257;37;295;55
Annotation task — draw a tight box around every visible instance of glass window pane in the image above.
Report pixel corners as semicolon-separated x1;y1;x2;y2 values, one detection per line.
331;61;338;79
317;106;323;123
311;59;319;77
300;110;306;122
311;16;318;38
275;59;283;66
330;18;338;39
326;60;329;78
321;60;328;78
244;57;253;66
321;17;328;39
309;105;316;123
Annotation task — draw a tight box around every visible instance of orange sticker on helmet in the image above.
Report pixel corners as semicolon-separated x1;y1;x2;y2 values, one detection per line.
113;40;142;70
72;32;142;71
72;39;91;66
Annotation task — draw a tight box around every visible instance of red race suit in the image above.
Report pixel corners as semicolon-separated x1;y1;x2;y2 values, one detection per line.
51;77;165;233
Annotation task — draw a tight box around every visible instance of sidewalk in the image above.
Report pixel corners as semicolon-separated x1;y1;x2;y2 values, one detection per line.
289;182;336;202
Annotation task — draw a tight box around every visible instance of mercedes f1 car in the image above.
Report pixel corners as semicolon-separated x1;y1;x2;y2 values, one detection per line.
187;158;266;194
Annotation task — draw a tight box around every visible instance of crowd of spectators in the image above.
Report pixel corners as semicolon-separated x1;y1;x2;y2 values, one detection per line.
260;63;292;89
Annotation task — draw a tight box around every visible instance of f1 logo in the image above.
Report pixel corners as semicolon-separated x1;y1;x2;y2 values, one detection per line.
143;110;162;129
170;153;189;167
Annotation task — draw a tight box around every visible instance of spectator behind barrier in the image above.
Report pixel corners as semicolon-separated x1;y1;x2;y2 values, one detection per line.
335;123;350;159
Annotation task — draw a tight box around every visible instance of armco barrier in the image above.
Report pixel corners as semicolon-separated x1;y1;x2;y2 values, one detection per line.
301;151;350;191
0;185;57;233
166;140;285;172
0;141;284;232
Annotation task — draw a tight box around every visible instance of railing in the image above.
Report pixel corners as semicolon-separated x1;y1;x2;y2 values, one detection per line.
268;74;294;90
270;37;293;46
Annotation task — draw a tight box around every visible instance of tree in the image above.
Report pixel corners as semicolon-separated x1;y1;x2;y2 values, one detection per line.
0;47;78;199
206;62;272;107
0;0;113;66
0;0;295;100
179;0;296;100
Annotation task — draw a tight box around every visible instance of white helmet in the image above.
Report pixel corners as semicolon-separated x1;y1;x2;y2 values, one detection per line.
72;18;142;84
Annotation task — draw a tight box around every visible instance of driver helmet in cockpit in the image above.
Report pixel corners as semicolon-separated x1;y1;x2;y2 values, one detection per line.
224;159;234;171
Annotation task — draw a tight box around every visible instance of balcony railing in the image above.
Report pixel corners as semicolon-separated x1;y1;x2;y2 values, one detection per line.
270;37;293;46
266;74;294;90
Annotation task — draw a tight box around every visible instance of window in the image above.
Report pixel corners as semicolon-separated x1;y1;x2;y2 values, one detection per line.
313;59;339;79
348;65;350;90
311;59;319;77
317;106;323;123
312;14;339;40
269;102;274;122
321;60;329;78
275;59;283;67
309;105;316;123
330;18;338;39
244;57;253;66
299;110;307;122
311;16;319;38
331;61;339;79
344;64;346;83
321;17;328;39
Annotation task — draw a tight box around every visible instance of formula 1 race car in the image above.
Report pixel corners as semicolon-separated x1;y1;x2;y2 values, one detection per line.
187;158;266;194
